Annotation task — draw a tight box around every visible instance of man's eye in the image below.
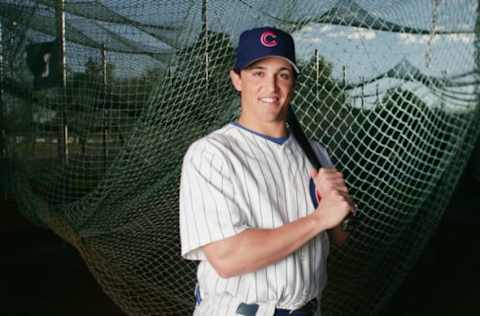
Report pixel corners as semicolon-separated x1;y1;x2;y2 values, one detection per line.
280;73;291;80
252;71;264;77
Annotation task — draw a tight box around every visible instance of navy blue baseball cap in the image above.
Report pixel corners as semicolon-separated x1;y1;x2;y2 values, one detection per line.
234;27;299;73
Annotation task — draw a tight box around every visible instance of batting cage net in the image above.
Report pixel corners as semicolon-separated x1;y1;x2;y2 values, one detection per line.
2;1;480;315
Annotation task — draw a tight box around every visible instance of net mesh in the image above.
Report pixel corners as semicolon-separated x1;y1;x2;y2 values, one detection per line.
2;1;480;315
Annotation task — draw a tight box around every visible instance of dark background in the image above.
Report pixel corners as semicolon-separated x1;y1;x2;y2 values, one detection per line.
1;159;479;316
380;155;480;316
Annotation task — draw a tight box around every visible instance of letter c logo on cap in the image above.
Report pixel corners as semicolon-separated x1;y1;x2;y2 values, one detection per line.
260;31;278;47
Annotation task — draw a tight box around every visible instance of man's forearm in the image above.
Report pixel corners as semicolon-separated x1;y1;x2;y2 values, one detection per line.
202;212;328;278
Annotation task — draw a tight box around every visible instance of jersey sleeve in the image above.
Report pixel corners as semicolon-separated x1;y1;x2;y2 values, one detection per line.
179;139;249;261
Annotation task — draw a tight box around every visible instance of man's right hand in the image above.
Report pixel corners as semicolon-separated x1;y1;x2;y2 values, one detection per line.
309;168;355;230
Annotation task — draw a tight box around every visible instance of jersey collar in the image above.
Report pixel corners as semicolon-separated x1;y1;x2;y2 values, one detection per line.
231;122;290;145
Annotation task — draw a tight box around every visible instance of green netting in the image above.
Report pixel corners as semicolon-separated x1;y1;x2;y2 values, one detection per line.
2;1;480;315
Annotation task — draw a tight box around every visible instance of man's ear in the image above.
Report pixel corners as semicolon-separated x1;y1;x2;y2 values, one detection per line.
229;69;242;92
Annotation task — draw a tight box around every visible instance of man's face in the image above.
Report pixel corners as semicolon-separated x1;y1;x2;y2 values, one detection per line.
230;57;295;126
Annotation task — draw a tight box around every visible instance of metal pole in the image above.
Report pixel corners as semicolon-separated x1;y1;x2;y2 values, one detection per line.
101;44;108;173
315;49;319;101
202;0;209;87
0;22;4;157
441;70;447;111
0;22;7;200
56;0;68;164
361;76;365;109
102;45;107;85
476;0;480;113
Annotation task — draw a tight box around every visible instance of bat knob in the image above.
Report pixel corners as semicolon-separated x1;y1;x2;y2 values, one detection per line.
341;204;358;232
341;216;352;232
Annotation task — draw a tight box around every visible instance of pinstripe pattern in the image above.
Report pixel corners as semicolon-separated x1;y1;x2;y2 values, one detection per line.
180;123;333;316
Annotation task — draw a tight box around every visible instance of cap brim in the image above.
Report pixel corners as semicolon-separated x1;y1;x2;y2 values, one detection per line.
242;55;299;74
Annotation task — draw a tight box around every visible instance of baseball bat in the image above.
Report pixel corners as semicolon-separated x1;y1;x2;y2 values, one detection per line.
287;106;356;232
287;106;322;170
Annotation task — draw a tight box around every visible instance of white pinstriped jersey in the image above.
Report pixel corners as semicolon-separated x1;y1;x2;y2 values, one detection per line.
179;123;334;316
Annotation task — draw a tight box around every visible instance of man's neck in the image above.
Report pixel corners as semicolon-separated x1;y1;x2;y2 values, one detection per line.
237;116;288;138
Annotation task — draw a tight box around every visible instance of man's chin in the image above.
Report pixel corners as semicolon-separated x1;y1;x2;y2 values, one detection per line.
264;111;288;123
259;116;287;125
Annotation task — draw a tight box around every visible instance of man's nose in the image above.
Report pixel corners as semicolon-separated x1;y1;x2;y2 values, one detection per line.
264;75;278;93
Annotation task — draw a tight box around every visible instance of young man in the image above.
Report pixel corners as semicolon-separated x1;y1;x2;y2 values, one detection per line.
180;27;354;316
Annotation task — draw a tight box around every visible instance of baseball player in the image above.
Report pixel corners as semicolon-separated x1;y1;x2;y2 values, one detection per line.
179;26;354;316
